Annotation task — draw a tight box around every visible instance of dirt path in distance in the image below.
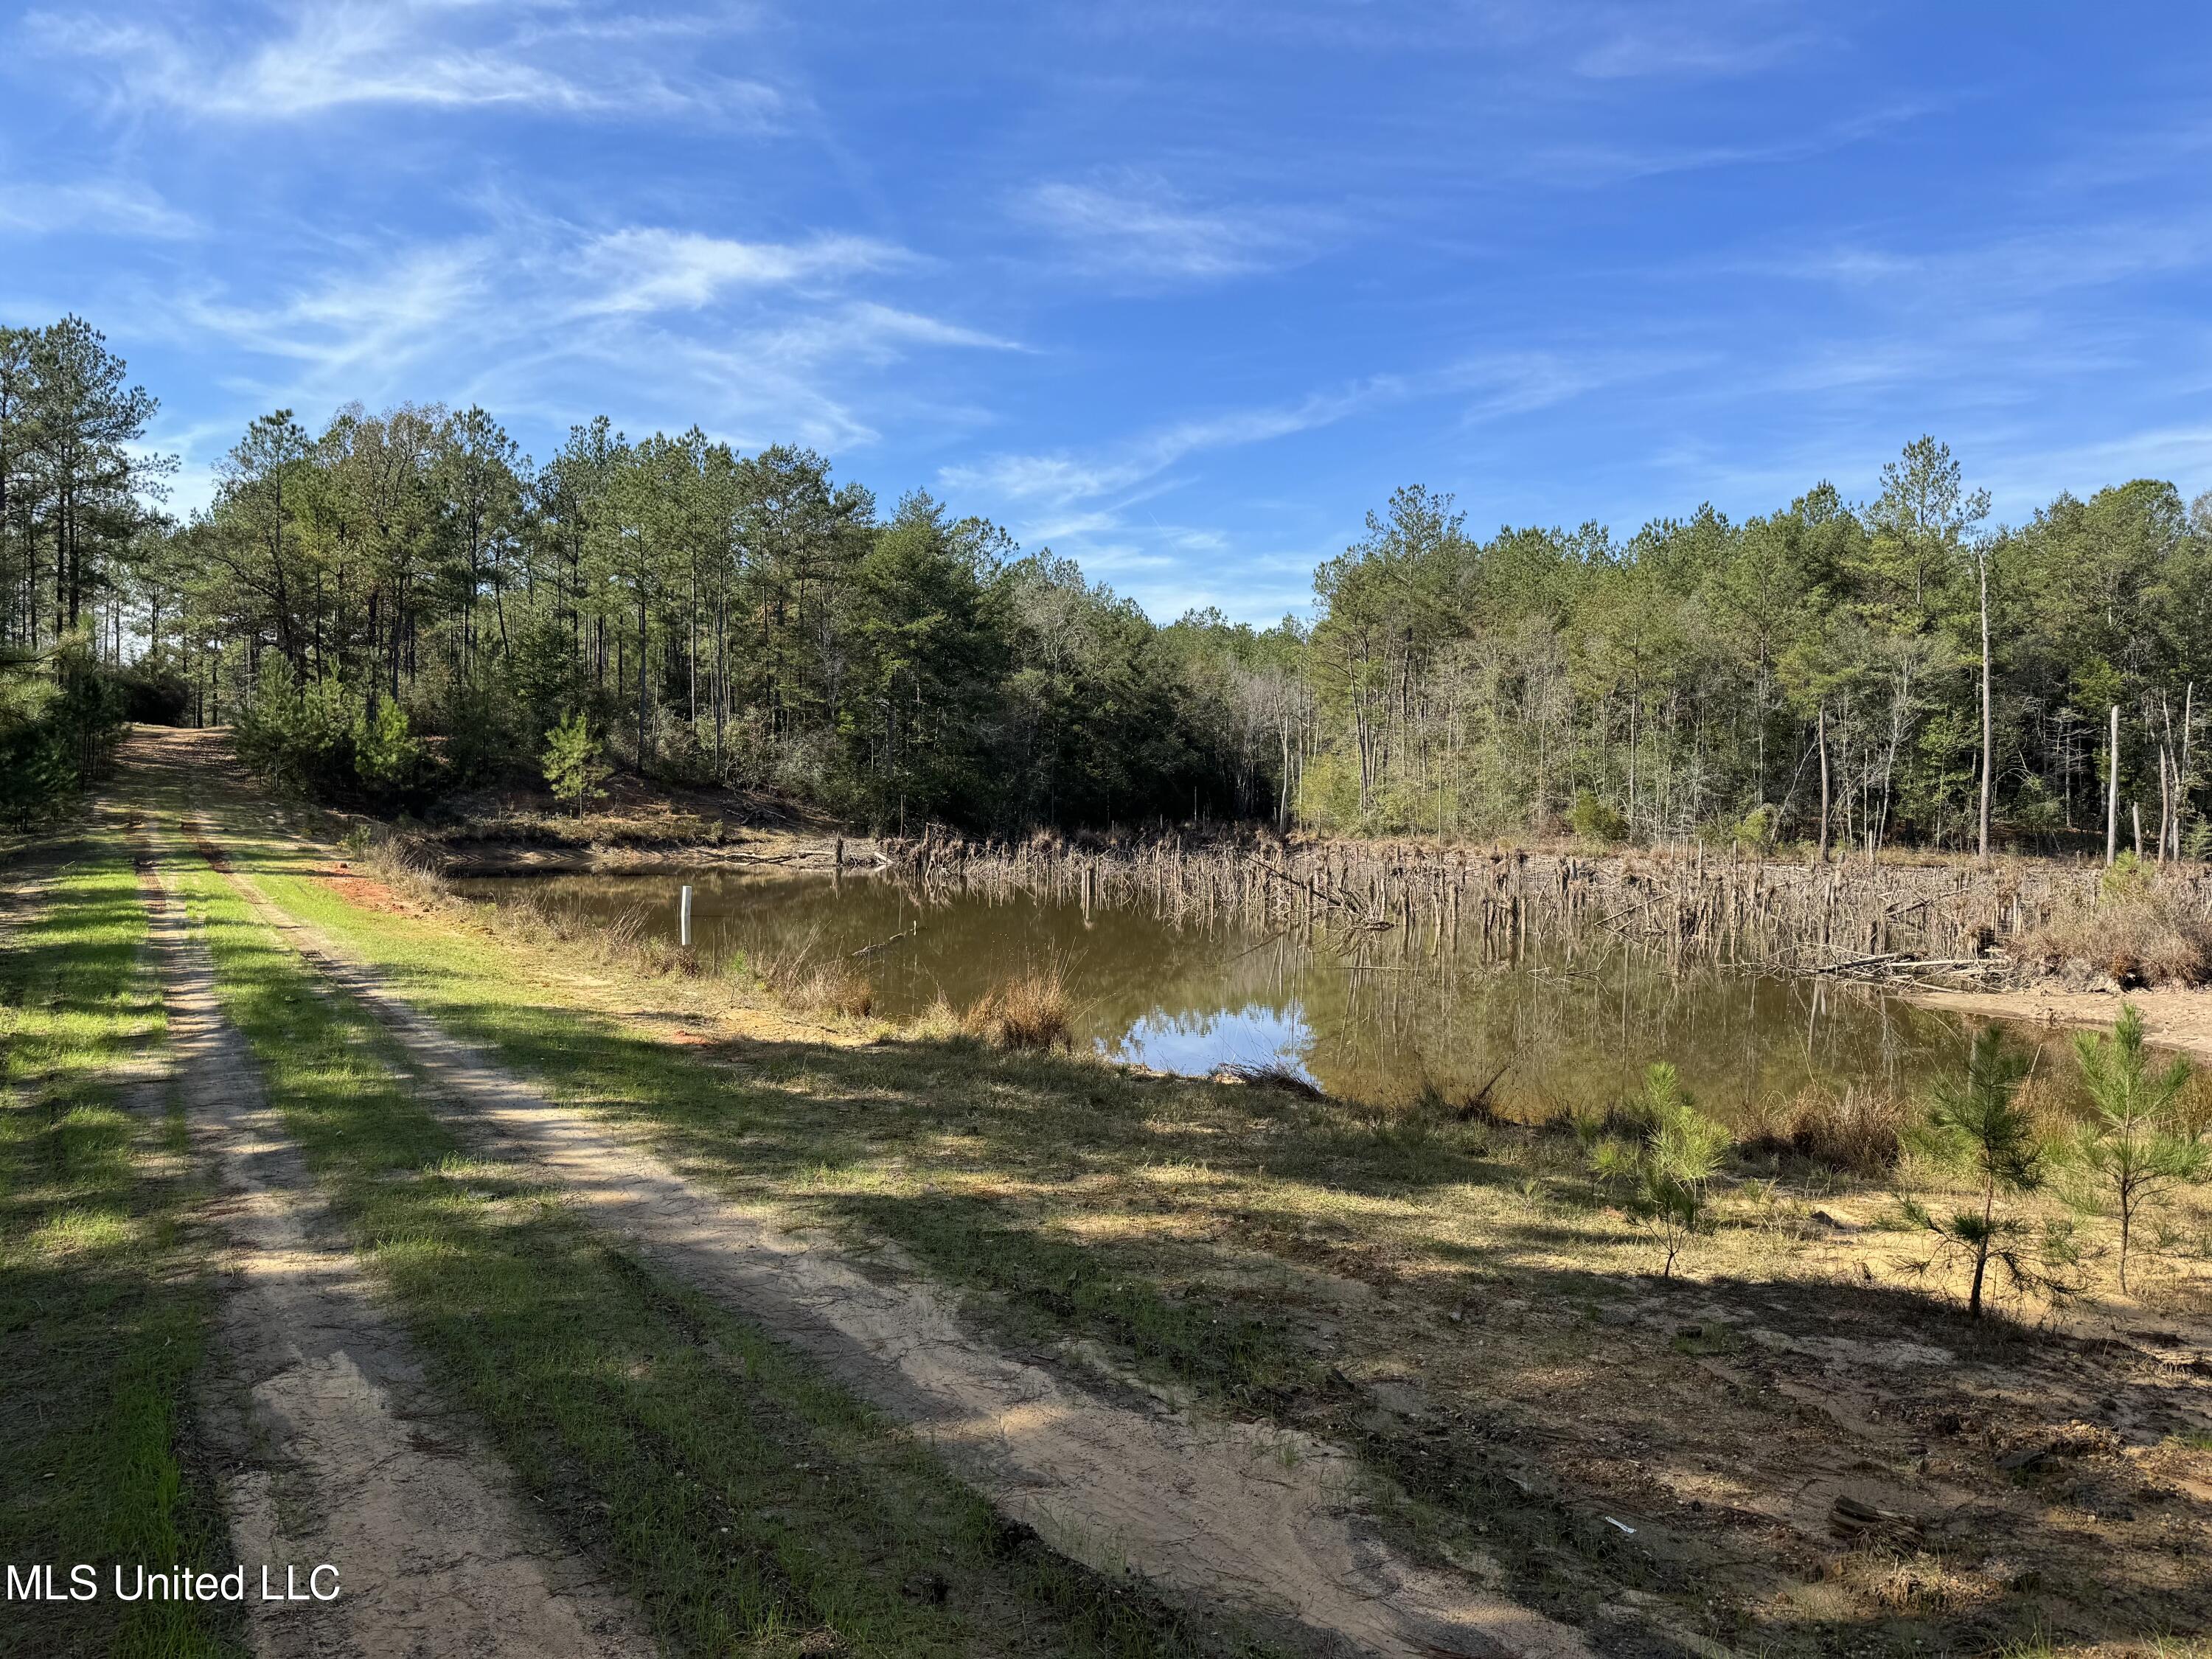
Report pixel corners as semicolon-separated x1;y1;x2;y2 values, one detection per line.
212;857;1593;1659
132;835;652;1659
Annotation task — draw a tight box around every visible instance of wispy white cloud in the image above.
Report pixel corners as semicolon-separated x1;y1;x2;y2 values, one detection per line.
175;243;492;375
949;347;1685;515
937;386;1386;617
1966;423;2212;518
575;229;904;314
1018;173;1312;282
752;302;1024;364
1759;217;2212;299
936;341;1714;618
1068;0;1823;84
1573;24;1815;80
1522;101;1938;187
114;211;1012;497
23;2;778;123
2042;114;2212;191
943;384;1382;508
1568;1;1826;80
0;177;198;238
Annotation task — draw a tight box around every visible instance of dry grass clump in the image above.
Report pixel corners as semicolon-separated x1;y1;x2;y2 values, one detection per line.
1214;1060;1325;1099
961;963;1074;1051
360;831;455;906
2014;886;2212;988
1542;1095;1657;1143
756;928;875;1017
1742;1085;1908;1176
907;995;964;1040
2011;1068;2090;1145
637;936;709;978
1827;1548;2000;1616
794;963;874;1018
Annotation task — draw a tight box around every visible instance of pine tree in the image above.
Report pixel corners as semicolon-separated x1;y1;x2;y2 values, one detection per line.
1590;1062;1731;1278
542;710;611;819
1905;1026;2045;1317
2070;1003;2205;1293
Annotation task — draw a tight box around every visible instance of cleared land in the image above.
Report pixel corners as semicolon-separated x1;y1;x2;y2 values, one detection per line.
7;725;2212;1659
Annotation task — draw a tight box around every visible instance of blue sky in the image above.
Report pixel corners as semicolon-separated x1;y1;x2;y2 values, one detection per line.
4;2;2209;623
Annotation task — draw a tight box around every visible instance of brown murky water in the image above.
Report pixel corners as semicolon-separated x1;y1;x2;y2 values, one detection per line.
452;867;2039;1121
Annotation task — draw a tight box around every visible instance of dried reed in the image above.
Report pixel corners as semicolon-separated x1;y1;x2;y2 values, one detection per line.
963;961;1074;1051
2014;888;2212;987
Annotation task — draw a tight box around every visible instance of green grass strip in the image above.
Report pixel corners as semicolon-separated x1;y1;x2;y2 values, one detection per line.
0;839;243;1659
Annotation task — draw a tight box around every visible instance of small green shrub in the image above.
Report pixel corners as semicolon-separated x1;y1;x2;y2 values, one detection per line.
1588;1062;1731;1276
2101;849;2152;901
541;711;613;819
2067;1001;2206;1293
352;697;426;801
1732;803;1779;853
0;639;126;826
1571;788;1628;844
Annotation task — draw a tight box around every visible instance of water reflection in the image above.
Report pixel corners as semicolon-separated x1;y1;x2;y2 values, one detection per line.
1109;1004;1318;1081
457;868;1994;1119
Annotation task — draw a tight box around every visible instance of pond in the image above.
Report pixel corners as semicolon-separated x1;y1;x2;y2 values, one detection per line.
453;866;2037;1124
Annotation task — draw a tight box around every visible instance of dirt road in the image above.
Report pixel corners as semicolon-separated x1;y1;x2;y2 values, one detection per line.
133;826;650;1659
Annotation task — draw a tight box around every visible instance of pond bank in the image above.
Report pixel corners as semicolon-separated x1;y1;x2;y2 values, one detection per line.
430;832;867;877
1908;980;2212;1063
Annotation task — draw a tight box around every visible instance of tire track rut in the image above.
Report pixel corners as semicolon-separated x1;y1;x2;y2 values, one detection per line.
133;834;651;1659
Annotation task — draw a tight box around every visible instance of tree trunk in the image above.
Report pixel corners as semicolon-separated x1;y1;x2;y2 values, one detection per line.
2183;682;2197;858
2107;703;2121;866
1978;549;1993;863
1817;706;1831;863
2118;1199;2132;1293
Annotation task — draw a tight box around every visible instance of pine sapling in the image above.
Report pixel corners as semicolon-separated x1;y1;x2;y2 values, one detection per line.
1589;1062;1731;1278
542;710;612;819
2070;1002;2205;1293
1904;1025;2046;1317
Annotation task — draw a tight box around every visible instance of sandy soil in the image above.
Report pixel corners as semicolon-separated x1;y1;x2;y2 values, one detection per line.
1910;981;2212;1062
132;831;652;1659
218;864;1590;1659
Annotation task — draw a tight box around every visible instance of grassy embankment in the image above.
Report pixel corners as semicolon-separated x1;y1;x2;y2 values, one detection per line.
151;821;1262;1659
0;832;243;1659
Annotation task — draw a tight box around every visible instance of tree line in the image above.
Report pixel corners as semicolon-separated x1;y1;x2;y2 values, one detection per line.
1304;456;2210;861
4;310;2207;855
0;319;175;821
